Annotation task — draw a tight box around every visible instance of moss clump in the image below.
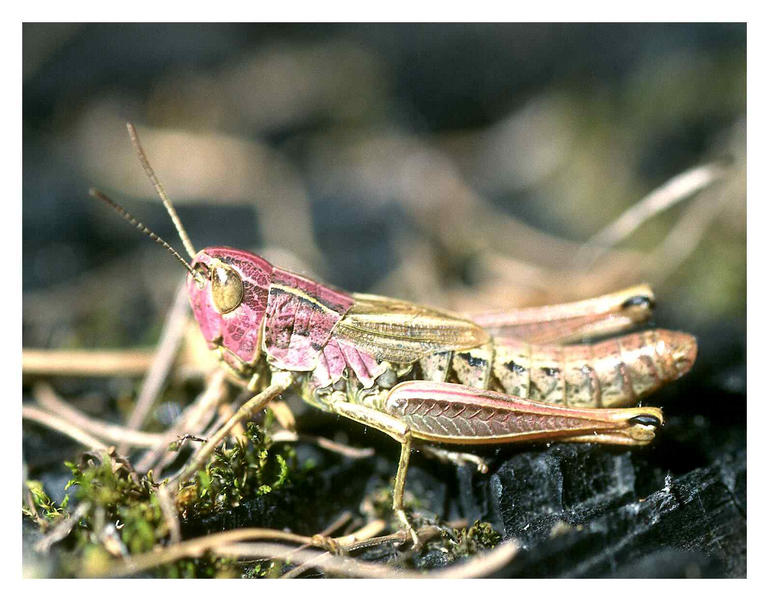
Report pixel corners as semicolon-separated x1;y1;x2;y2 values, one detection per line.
25;449;191;576
364;481;422;522
23;480;69;528
176;419;295;519
22;415;298;578
64;450;162;554
242;560;284;578
444;520;502;559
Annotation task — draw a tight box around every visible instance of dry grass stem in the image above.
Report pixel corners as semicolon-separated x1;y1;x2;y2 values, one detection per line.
216;400;247;443
215;538;519;578
24;488;47;529
266;398;296;431
33;384;166;448
156;484;181;545
271;430;375;459
22;405;108;450
101;527;320;577
22;348;155;377
134;370;227;473
281;511;356;578
321;511;354;536
646;183;737;283
431;540;519;578
418;446;489;473
578;161;728;266
333;519;388;547
122;281;190;448
34;502;92;554
216;542;415;577
169;374;293;490
200;406;231;439
341;524;443;553
100;521;462;578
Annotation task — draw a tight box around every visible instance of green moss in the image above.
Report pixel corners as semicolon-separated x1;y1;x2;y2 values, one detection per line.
22;416;298;578
23;480;70;528
242;560;284;579
442;520;502;559
366;481;423;522
176;420;296;519
61;450;172;563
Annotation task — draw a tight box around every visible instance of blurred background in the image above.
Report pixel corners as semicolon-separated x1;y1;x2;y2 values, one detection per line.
22;23;747;576
23;23;745;352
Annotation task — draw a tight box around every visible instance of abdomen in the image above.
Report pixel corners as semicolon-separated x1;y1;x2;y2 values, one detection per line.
418;330;696;408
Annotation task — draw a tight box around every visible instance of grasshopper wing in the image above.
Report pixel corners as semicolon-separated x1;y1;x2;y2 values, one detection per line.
333;293;490;364
468;284;655;344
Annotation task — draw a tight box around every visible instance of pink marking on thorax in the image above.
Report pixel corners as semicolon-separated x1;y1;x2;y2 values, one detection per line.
264;267;354;372
310;337;386;389
187;247;273;365
337;339;387;388
312;337;346;387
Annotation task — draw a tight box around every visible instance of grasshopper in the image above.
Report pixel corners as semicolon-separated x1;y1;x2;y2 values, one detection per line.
93;123;697;547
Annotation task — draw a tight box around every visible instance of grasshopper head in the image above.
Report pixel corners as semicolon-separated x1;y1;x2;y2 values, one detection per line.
188;247;274;365
93;124;276;370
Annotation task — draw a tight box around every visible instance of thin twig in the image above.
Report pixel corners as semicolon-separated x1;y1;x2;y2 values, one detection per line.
98;521;443;578
418;445;489;473
134;370;227;473
23;489;47;530
332;519;388;548
169;374;293;490
267;399;297;432
223;542;406;578
431;540;519;578
33;384;165;448
22;406;108;450
281;511;355;578
156;485;181;545
646;182;737;283
320;511;354;537
215;397;247;443
577;161;728;267
271;430;375;459
33;502;91;554
200;405;232;439
22;348;155;377
281;518;389;578
341;525;442;553
122;280;190;451
98;527;319;577
280;552;328;578
215;539;519;578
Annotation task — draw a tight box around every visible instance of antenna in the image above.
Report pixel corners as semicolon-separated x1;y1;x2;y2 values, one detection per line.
90;188;203;284
125;122;197;259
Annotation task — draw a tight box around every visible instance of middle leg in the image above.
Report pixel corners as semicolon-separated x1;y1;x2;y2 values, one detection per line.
326;399;420;548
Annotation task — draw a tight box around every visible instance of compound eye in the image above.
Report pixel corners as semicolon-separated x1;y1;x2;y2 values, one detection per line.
211;265;244;314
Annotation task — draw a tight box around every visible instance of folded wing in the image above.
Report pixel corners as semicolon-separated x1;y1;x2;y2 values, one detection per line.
333;293;490;364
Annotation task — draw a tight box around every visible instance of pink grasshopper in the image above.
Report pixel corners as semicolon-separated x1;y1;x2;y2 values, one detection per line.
93;123;697;547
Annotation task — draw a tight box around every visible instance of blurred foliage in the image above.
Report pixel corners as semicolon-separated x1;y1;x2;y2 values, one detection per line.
23;24;745;348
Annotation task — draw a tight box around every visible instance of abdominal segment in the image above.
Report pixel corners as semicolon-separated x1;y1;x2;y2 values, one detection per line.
418;330;691;408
